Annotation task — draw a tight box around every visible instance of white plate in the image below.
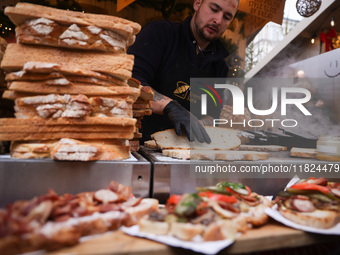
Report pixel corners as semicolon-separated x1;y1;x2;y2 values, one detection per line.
122;225;240;255
265;205;340;235
266;176;340;235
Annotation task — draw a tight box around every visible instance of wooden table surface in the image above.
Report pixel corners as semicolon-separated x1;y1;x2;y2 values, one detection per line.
47;219;339;255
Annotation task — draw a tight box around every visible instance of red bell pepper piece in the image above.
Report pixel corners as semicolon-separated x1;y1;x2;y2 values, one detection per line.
166;194;182;206
290;182;329;194
199;191;237;203
166;194;182;213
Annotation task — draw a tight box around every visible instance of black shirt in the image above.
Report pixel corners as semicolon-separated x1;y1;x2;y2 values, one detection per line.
127;17;229;141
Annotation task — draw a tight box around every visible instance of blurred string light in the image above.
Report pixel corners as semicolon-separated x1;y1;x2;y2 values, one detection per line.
230;57;242;77
311;34;317;44
330;17;335;27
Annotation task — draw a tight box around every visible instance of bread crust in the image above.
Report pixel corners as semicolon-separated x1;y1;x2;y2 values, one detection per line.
0;116;136;126
3;90;139;103
5;3;141;36
1;44;134;80
15;19;132;53
278;205;339;229
170;222;205;241
0;131;134;141
144;140;160;150
151;127;241;151
51;140;131;161
8;81;140;100
162;149;190;159
290;147;317;159
10;138;131;160
161;149;269;161
6;63;131;85
6;72;129;87
138;218;169;235
1;125;134;133
190;150;269;161
202;220;237;241
239;145;287;152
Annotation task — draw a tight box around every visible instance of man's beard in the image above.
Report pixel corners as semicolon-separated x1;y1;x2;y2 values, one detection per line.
194;18;220;43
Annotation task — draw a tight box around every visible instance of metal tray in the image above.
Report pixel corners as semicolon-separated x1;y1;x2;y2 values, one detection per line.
0;152;151;207
139;146;324;203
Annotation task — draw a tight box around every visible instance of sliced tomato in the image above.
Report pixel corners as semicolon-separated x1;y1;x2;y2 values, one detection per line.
199;191;237;204
166;194;182;206
290;182;329;194
245;186;251;195
166;194;182;213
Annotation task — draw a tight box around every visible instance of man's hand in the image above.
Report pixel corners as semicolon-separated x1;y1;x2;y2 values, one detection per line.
163;101;211;143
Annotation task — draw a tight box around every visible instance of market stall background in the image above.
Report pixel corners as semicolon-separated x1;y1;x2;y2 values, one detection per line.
0;1;340;254
0;0;339;204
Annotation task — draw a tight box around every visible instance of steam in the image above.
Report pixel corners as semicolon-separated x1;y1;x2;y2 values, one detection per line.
243;52;340;138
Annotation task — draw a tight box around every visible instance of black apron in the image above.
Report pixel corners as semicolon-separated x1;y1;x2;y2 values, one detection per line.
140;31;222;143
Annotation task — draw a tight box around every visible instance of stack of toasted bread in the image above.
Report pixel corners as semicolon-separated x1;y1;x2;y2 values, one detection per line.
0;37;11;154
0;3;152;160
130;82;153;151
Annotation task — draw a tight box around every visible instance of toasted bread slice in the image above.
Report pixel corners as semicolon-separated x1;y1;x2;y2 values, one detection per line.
5;3;141;37
278;205;339;229
1;44;134;80
151;127;241;150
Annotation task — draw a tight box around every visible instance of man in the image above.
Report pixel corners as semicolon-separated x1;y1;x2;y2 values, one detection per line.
127;0;239;143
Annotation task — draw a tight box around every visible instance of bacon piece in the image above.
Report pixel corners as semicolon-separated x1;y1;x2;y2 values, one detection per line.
24;200;53;223
116;184;132;201
77;192;94;204
98;203;122;213
51;204;72;219
107;180;120;192
53;214;72;222
107;180;132;201
94;189;119;204
72;205;91;217
21;197;40;217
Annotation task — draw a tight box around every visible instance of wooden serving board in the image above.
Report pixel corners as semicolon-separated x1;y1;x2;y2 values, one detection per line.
47;221;338;255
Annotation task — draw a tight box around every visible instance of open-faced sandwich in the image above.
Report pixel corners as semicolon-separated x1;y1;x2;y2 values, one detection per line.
274;177;340;229
139;182;271;241
0;181;158;255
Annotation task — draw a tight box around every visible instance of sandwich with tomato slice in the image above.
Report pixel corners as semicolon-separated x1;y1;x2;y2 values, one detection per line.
138;182;271;241
274;177;340;229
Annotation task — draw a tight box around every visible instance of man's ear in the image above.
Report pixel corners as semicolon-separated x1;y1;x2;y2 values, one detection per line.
193;0;203;11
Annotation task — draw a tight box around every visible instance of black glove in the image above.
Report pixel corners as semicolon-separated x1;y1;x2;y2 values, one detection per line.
163;101;211;143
